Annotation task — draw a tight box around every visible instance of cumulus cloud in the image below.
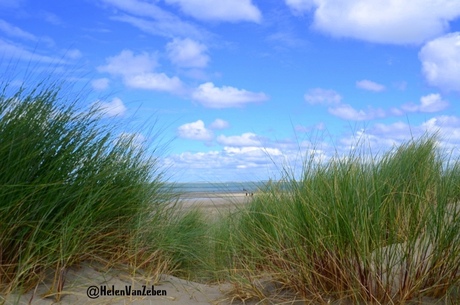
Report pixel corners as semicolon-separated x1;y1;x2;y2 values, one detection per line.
124;73;183;92
98;49;183;93
286;0;460;44
164;0;262;23
168;116;460;181
91;78;110;91
98;50;157;76
419;32;460;92
421;115;460;141
306;87;386;121
217;133;262;147
209;119;230;130
401;93;449;113
372;121;412;139
177;120;214;141
328;104;385;121
166;38;209;68
192;82;268;108
304;88;342;105
164;136;327;181
356;79;385;92
339;115;460;156
95;97;127;117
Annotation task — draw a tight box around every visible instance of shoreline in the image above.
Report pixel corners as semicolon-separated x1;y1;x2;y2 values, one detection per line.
177;192;253;219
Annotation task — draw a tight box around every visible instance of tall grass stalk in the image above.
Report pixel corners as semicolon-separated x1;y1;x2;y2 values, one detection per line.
0;79;207;298
215;135;460;304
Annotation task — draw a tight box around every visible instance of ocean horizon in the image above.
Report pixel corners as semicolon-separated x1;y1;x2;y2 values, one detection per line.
167;181;267;194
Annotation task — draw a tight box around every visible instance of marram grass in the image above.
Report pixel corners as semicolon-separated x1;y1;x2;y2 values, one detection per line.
2;78;460;305
213;135;460;304
0;80;208;299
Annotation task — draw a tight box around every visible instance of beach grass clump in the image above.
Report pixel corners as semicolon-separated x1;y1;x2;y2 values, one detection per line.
216;135;460;304
0;80;188;297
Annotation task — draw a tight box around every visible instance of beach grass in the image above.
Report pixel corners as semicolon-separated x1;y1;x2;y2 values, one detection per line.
0;79;208;300
2;77;460;305
213;135;460;304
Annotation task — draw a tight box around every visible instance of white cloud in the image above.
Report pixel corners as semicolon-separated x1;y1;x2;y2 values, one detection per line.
339;116;460;155
101;0;208;40
98;49;157;76
421;115;460;141
0;38;57;63
217;133;262;147
118;132;146;148
164;136;327;181
420;94;449;113
372;121;412;139
328;104;385;121
168;116;460;181
419;32;460;92
65;49;82;59
124;73;183;92
177;120;213;141
192;82;268;108
304;88;342;105
356;79;385;92
287;0;460;44
91;78;110;91
305;87;386;120
98;50;183;93
96;97;127;117
224;146;283;168
164;0;262;23
401;93;449;113
209;119;229;130
0;19;37;41
285;0;316;15
166;38;209;68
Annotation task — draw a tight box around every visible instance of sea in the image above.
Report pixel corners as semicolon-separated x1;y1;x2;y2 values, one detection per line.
169;181;266;195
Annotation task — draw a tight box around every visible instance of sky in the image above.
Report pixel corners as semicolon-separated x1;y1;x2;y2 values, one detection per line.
1;0;460;182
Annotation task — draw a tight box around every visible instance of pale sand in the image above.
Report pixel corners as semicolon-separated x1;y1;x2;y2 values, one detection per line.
178;192;253;219
2;263;233;305
3;196;458;304
1;194;249;305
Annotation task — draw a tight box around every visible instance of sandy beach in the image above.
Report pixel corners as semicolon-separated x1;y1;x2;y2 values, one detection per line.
2;263;234;305
3;195;459;305
1;193;249;305
178;192;253;219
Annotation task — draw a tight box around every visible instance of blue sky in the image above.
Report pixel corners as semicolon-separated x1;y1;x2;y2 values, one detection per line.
1;0;460;182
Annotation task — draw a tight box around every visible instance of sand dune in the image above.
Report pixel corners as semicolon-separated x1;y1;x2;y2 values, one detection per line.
2;263;233;305
3;196;458;305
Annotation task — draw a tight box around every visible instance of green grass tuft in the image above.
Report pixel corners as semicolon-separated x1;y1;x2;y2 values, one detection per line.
0;79;199;298
214;134;460;304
